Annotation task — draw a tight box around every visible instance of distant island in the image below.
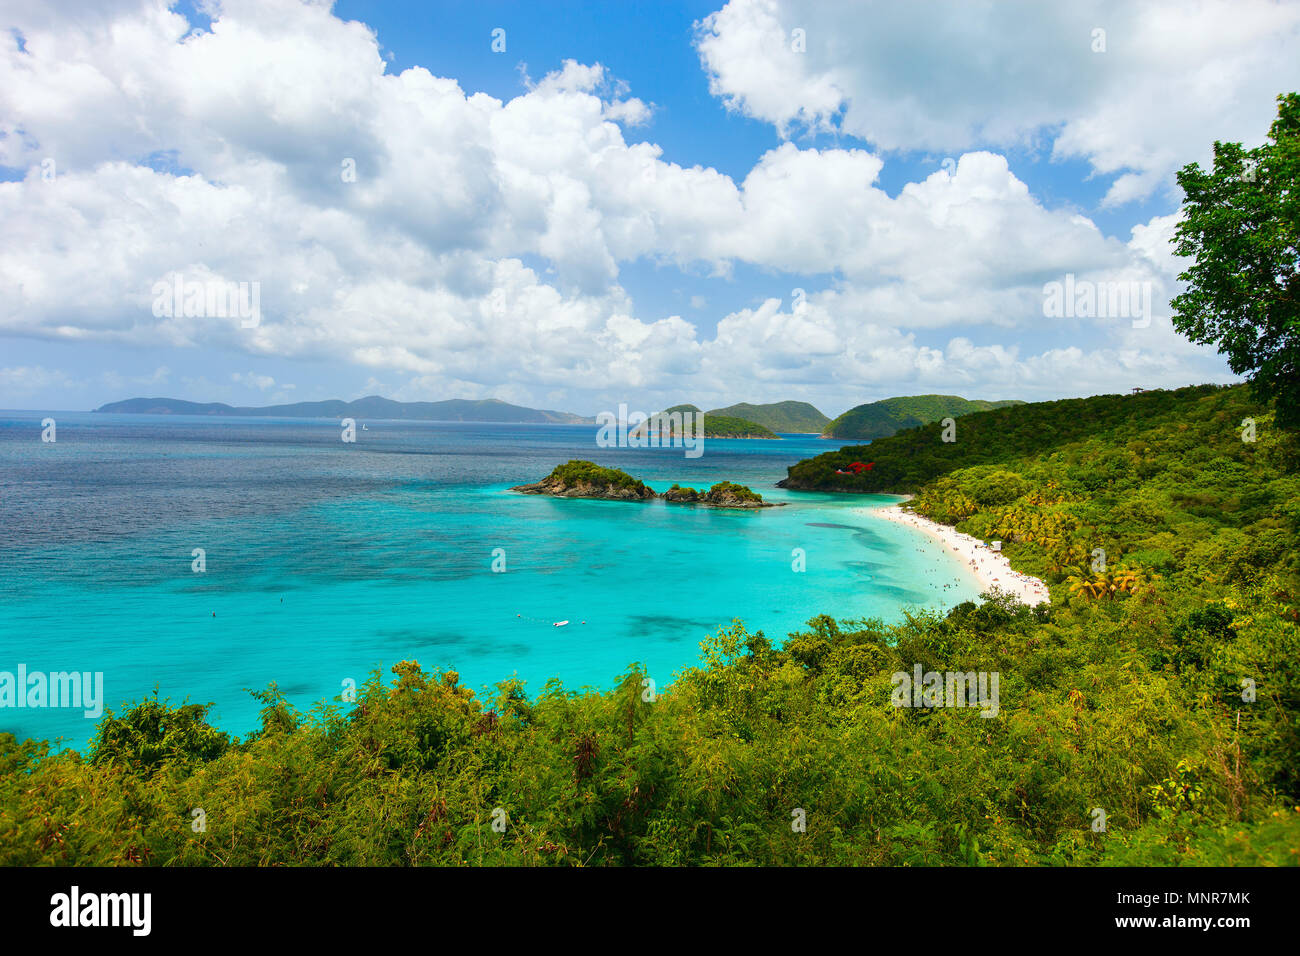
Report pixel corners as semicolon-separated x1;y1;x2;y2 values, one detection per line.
92;393;1028;436
821;394;1024;440
94;395;594;424
705;400;830;434
512;460;781;508
632;400;831;436
634;404;779;439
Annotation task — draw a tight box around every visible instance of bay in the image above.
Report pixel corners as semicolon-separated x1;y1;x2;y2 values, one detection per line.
0;411;980;748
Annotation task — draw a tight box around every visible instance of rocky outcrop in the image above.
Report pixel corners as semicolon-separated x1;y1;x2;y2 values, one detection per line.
512;462;783;509
664;480;776;508
662;484;702;503
511;475;656;501
700;481;770;508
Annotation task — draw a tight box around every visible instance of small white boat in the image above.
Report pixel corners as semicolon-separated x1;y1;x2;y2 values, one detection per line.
553;620;569;627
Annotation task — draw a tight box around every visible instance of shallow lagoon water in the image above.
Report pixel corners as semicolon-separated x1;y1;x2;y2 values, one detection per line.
0;412;980;747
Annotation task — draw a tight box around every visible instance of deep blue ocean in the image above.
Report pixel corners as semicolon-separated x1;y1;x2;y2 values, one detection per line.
0;411;979;749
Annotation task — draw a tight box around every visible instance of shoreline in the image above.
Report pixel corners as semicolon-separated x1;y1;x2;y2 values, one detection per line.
861;501;1051;607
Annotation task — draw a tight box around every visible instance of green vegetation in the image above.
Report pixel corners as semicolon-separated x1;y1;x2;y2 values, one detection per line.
895;386;1300;600
665;481;764;505
520;467;769;508
644;405;778;439
706;401;830;434
698;415;778;439
822;394;1024;440
1172;93;1300;428
3;591;1295;864
704;481;763;504
546;460;651;494
2;382;1297;865
783;386;1241;493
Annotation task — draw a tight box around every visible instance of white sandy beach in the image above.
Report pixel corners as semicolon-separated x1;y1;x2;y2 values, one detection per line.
861;502;1051;607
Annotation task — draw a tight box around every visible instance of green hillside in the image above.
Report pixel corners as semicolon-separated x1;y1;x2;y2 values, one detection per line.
822;394;1024;440
784;387;1221;493
644;404;778;439
699;415;777;438
705;401;830;434
781;382;1298;583
903;389;1300;590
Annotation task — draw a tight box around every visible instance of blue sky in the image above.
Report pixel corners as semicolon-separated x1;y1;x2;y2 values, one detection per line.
3;0;1297;416
331;0;1170;339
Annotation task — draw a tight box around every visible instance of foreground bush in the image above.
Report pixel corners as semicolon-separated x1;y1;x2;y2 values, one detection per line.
2;588;1296;866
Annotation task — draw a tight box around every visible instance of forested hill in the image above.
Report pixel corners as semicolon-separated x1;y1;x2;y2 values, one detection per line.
705;401;829;433
782;385;1251;494
821;394;1024;440
641;404;778;438
783;379;1300;611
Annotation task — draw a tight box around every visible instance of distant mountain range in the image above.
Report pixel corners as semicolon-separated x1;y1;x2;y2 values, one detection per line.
822;395;1026;440
93;396;594;424
93;394;1024;437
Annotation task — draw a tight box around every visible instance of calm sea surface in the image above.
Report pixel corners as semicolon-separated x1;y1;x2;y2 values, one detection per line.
0;411;979;748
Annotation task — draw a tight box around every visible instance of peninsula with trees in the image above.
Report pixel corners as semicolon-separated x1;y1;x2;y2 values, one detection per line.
821;394;1025;440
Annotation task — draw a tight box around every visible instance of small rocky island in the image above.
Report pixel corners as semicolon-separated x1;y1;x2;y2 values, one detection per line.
512;460;784;509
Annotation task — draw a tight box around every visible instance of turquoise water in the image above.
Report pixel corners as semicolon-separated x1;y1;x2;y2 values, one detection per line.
0;412;980;748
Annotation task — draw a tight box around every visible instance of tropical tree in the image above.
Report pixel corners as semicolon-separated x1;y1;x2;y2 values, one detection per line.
1171;93;1300;427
